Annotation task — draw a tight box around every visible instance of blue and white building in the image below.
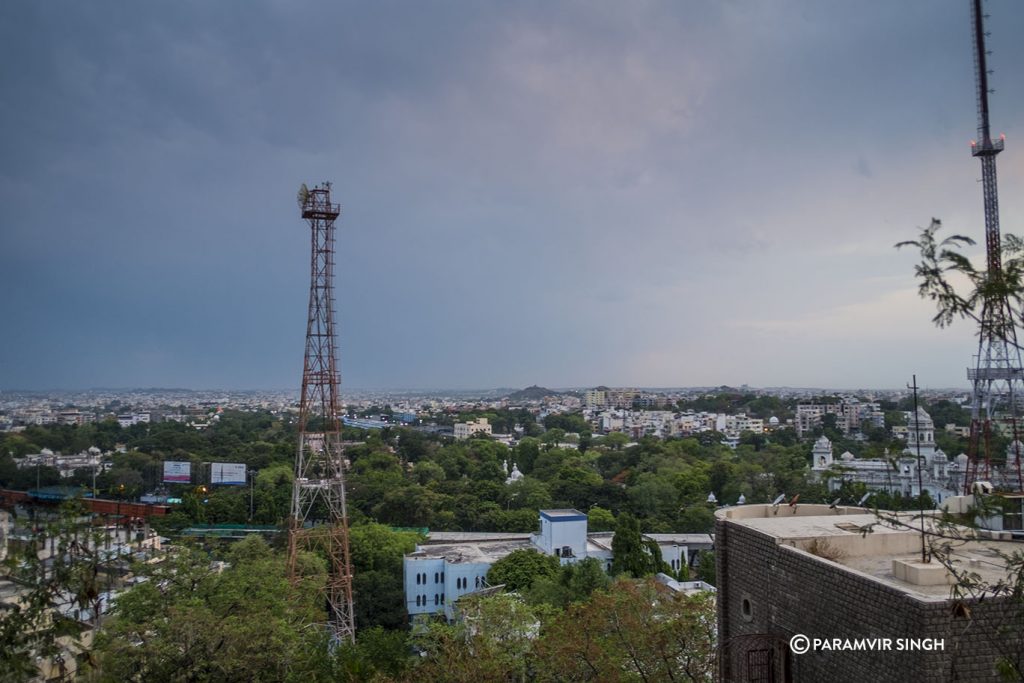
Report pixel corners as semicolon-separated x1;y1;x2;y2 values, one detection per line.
403;508;713;620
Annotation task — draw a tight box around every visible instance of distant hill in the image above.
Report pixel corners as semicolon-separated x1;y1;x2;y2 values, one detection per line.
505;385;565;401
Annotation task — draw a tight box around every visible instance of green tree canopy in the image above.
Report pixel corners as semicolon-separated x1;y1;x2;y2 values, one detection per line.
610;511;663;577
486;549;560;592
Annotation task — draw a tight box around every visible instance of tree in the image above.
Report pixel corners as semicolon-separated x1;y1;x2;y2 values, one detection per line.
486;549;560;592
0;503;109;682
526;557;610;609
586;506;616;532
610;512;663;577
412;592;545;682
533;579;717;682
331;626;413;681
896;220;1024;680
599;432;630;451
896;218;1024;331
94;536;330;681
695;549;716;586
348;523;421;630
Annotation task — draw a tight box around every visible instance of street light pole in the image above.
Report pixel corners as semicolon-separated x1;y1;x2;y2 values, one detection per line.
249;469;256;523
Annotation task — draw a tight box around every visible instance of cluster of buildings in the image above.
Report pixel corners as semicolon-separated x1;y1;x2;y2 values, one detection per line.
0;507;164;680
582;407;777;445
811;407;1023;508
794;398;886;437
0;389;300;433
13;447;108;480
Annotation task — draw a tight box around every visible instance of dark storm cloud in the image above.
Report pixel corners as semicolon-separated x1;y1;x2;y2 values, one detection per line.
2;1;1023;390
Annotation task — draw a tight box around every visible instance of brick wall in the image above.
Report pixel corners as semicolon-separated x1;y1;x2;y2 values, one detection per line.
716;518;1021;682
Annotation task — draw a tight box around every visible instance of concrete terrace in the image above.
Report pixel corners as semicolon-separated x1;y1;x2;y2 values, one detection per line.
717;503;1016;601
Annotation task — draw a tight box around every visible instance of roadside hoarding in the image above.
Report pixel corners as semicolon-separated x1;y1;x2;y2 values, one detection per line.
211;462;246;485
163;461;191;483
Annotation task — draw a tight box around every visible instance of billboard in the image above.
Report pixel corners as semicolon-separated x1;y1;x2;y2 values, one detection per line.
211;462;246;485
163;461;191;483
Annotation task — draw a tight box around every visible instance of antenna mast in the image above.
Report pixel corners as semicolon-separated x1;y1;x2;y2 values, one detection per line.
287;181;356;643
964;0;1024;494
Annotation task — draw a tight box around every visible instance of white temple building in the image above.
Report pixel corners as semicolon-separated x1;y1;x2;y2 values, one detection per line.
812;408;963;503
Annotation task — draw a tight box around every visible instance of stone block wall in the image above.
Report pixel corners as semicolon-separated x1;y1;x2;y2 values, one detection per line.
716;518;1021;682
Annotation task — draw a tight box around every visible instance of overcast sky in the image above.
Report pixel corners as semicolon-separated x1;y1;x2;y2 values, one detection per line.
3;1;1024;391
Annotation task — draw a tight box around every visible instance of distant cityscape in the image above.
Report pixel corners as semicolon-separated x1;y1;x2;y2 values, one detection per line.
0;383;973;428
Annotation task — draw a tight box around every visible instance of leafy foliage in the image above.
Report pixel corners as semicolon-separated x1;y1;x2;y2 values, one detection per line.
93;536;330;682
0;503;109;682
533;579;716;682
896;217;1024;335
486;548;560;592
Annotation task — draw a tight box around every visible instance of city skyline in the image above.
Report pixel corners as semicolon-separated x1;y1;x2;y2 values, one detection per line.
4;2;1024;391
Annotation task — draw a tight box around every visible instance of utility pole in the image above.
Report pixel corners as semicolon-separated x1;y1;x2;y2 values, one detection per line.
248;468;256;523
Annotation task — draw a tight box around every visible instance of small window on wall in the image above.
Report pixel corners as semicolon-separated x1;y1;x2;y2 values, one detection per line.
434;594;439;606
741;595;754;623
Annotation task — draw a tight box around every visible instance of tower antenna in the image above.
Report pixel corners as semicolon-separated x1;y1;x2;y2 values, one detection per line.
964;0;1024;494
287;181;356;643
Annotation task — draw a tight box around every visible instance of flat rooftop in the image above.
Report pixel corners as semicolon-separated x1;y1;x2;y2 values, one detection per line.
424;531;532;544
646;533;714;547
408;538;533;564
540;509;586;518
718;504;1016;601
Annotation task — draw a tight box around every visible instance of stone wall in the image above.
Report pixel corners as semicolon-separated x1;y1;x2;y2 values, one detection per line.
716;518;1021;682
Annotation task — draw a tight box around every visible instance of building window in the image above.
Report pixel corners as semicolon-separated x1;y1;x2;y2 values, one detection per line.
435;572;439;583
415;574;420;585
434;594;439;606
741;597;753;622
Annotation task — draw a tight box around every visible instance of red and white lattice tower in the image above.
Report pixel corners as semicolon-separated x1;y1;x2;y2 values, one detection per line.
287;181;355;643
963;0;1024;494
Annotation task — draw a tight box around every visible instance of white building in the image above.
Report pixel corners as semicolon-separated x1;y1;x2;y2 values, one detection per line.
812;409;964;503
15;447;105;480
453;417;492;440
403;509;713;620
796;399;884;437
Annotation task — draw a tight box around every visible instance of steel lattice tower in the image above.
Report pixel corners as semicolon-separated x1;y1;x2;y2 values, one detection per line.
287;181;355;643
964;0;1024;494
